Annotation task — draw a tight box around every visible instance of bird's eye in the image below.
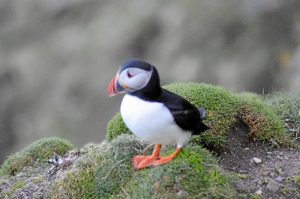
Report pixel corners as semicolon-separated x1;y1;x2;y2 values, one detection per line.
127;70;133;78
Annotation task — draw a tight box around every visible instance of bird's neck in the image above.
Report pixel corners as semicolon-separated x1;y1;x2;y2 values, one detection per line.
129;84;162;101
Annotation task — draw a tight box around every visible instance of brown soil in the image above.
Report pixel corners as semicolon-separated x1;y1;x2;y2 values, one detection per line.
218;121;300;199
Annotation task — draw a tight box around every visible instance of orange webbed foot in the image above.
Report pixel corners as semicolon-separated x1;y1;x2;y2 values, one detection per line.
152;148;181;167
132;155;157;170
132;145;181;169
132;144;161;170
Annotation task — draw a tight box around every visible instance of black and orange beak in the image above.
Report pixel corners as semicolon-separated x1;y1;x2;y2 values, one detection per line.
107;76;125;97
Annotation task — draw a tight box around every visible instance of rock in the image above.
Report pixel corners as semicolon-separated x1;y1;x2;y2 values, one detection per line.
234;181;256;192
176;190;189;198
252;157;262;164
270;139;279;147
266;179;282;192
274;166;283;174
275;176;284;183
255;189;262;195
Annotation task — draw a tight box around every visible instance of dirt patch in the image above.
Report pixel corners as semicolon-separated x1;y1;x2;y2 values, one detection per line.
218;121;300;198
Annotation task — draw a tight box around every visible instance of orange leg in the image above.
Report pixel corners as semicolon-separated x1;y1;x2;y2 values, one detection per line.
132;144;161;170
152;148;181;167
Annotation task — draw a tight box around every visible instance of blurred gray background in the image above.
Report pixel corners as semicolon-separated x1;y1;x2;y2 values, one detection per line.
0;0;299;162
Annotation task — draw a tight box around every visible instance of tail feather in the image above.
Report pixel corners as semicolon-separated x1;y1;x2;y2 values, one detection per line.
199;107;206;120
192;107;209;135
193;121;209;135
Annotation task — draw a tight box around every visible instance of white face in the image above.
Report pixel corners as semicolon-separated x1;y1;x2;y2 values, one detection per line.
117;67;153;92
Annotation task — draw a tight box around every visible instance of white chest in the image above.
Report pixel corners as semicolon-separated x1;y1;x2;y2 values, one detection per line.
120;94;191;147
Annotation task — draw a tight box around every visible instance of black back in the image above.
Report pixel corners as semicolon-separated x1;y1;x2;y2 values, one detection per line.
161;89;209;134
128;69;209;134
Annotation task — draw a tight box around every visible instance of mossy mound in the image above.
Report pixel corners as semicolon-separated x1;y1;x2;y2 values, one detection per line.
47;134;236;198
0;137;73;176
107;83;292;150
123;145;236;198
235;92;287;144
48;135;145;198
0;135;236;198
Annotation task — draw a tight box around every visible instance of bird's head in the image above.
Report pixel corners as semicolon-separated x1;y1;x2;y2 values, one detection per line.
107;59;160;97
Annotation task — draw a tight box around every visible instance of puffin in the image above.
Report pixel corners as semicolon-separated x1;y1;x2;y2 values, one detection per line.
107;59;209;170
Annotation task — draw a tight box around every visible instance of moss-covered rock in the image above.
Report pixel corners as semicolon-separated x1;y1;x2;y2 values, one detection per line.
0;137;73;176
46;135;236;198
48;135;146;198
123;145;236;198
107;83;292;150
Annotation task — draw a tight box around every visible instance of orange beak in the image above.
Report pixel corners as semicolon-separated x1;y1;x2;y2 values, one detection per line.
107;76;126;97
107;76;117;97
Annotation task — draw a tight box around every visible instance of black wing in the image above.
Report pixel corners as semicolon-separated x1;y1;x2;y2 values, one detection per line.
158;89;209;134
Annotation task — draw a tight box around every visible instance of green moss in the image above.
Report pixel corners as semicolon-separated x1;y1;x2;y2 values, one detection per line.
94;140;138;197
47;135;236;198
106;113;131;141
48;143;105;198
165;83;240;150
251;193;261;199
266;92;300;140
48;135;147;198
0;137;73;176
123;144;236;198
165;83;239;132
236;92;288;145
267;92;300;118
106;82;292;150
50;168;97;199
294;175;300;183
